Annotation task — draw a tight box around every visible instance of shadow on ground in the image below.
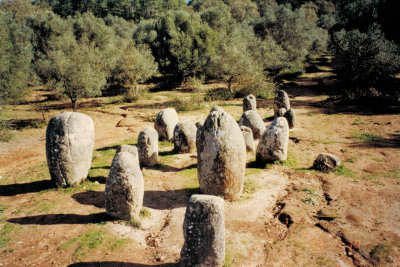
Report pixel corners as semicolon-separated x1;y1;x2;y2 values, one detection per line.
351;134;400;148
70;188;199;211
0;180;54;196
7;212;115;225
69;262;177;267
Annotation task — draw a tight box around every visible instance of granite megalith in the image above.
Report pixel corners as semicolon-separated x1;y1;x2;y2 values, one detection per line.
154;108;179;141
238;110;266;139
138;127;158;167
173;120;197;153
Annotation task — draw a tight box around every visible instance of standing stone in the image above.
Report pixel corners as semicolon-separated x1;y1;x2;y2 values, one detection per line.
238;110;266;139
274;90;290;117
284;109;296;129
154;108;179;141
173;120;197;153
180;194;225;267
243;94;256;112
138;127;158;167
105;151;144;220
240;126;255;152
256;117;289;163
313;153;341;172
197;106;246;200
46;112;94;187
117;144;138;158
277;108;287;117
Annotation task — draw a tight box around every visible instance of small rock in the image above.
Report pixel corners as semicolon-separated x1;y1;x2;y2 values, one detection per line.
313;153;341;172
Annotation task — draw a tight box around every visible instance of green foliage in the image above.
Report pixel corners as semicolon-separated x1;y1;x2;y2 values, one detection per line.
0;10;33;103
111;43;157;100
370;243;394;263
302;188;320;197
330;26;400;99
303;197;318;206
170;95;204;112
152;10;219;81
140;208;151;218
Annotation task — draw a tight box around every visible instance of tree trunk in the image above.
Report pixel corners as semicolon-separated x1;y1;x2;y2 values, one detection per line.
228;76;234;93
71;97;77;112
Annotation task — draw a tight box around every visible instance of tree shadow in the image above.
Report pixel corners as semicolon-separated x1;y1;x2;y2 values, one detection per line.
350;134;400;148
7;212;115;225
0;180;54;196
143;188;200;210
97;145;119;151
72;191;105;209
69;262;177;267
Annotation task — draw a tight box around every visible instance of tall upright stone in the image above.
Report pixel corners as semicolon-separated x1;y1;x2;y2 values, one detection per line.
46;112;94;187
240;126;255;152
173;120;197;153
154;108;179;141
180;195;225;267
197;106;246;200
105;151;144;220
284;109;296;129
243;94;256;112
274;90;290;118
138;127;158;167
256;117;289;163
238;110;266;139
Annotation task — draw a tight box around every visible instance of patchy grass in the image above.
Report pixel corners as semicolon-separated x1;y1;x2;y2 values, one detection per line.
316;255;336;266
243;179;260;195
140;207;151;218
159;141;173;150
159;154;179;165
302;188;320;197
56;180;102;195
346;157;357;163
370;243;394;263
352;132;383;142
335;165;355;178
245;168;263;176
275;156;298;168
128;218;141;228
170;95;205;112
303;197;318;206
57;229;132;261
362;169;400;182
0;223;15;248
178;165;199;189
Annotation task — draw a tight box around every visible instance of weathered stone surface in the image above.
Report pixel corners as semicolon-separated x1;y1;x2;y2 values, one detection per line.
117;144;138;158
284;109;296;129
277;108;287;117
105;151;144;220
173;120;197;153
46;112;94;187
274;90;290;117
243;94;256;112
154;108;179;141
238;110;266;139
240;126;255;152
313;153;341;172
180;194;225;267
256;117;289;163
138;127;158;167
197;106;246;200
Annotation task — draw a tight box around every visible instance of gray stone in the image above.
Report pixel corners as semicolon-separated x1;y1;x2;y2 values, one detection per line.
313;153;341;172
277;108;287;117
138;127;158;167
243;94;256;112
180;194;225;267
284;109;296;129
174;120;197;153
240;126;255;152
238;110;266;139
197;106;246;200
256;117;289;163
154;108;179;141
117;144;138;158
105;151;144;220
46;112;94;187
274;90;290;117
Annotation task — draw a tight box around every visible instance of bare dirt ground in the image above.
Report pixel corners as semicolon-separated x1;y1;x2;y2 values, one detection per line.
1;75;400;267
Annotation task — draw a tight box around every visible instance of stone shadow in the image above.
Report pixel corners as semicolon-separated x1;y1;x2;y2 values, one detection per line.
7;212;115;225
72;191;105;209
0;180;54;197
69;262;177;267
143;188;200;210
